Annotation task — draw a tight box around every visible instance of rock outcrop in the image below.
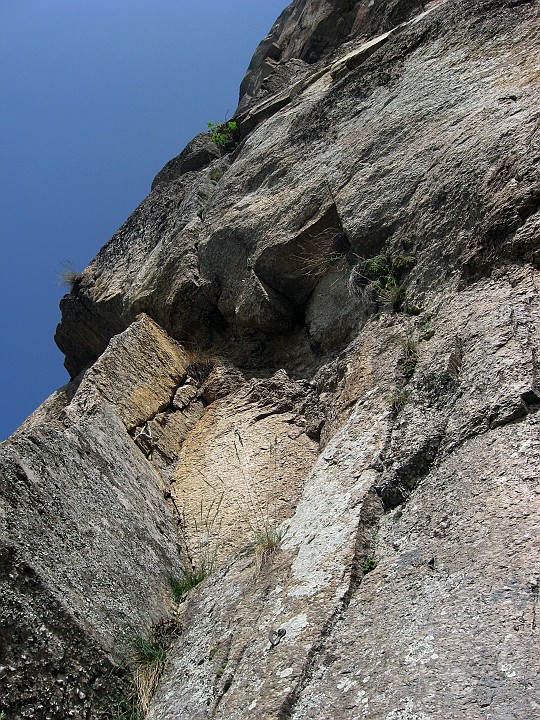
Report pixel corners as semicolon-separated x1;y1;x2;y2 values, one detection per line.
2;0;540;718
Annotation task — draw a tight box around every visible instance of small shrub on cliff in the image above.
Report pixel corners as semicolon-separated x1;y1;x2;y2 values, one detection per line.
348;250;416;312
207;120;238;150
208;167;224;184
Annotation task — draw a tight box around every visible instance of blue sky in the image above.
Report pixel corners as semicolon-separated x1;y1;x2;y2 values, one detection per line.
0;0;290;439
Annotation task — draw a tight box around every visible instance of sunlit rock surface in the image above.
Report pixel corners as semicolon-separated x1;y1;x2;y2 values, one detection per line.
2;0;540;718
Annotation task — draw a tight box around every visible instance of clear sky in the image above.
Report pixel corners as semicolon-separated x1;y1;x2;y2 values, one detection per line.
0;0;290;440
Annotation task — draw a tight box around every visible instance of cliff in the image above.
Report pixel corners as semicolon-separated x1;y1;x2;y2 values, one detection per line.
2;0;540;718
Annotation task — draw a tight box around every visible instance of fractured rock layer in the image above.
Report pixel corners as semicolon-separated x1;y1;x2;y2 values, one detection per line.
1;316;186;717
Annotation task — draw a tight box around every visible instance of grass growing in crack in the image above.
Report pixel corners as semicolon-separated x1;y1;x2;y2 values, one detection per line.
292;227;351;278
170;491;223;600
130;620;180;714
168;567;208;603
362;556;378;574
400;331;418;380
250;522;284;572
186;358;215;385
132;635;166;711
111;695;144;720
58;262;81;291
389;387;410;416
233;431;287;572
187;360;213;384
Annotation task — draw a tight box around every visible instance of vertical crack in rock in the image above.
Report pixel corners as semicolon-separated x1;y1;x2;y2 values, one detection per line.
277;487;384;720
210;638;249;715
275;393;447;718
531;580;539;631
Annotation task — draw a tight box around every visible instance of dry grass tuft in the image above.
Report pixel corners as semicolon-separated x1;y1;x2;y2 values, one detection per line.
251;522;284;573
130;620;180;714
58;262;81;290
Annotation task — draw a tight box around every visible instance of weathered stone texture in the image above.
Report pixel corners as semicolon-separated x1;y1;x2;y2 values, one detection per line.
170;370;319;563
1;316;186;718
3;0;540;718
56;0;540;383
147;269;540;720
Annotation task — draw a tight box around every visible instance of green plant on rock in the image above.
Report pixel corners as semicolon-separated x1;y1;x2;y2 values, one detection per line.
170;491;223;601
402;357;417;380
207;120;238;150
389;387;410;416
363;254;389;278
130;620;180;714
362;556;378;574
418;310;436;340
348;249;416;312
371;277;406;310
111;694;144;720
391;254;416;272
400;331;418;380
208;167;224;184
168;567;208;603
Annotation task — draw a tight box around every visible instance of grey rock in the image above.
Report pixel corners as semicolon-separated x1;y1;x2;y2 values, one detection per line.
169;370;319;564
147;267;540;720
1;316;187;717
152;133;221;190
237;0;425;113
56;0;540;382
4;0;540;718
172;383;199;410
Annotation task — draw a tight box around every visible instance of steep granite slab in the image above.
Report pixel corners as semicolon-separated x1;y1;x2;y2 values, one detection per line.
287;270;540;719
5;0;540;718
0;315;187;718
143;324;400;720
55;0;540;377
146;269;540;719
291;422;540;720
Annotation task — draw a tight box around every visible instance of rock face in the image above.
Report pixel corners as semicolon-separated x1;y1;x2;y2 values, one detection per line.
0;316;188;717
2;0;540;718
